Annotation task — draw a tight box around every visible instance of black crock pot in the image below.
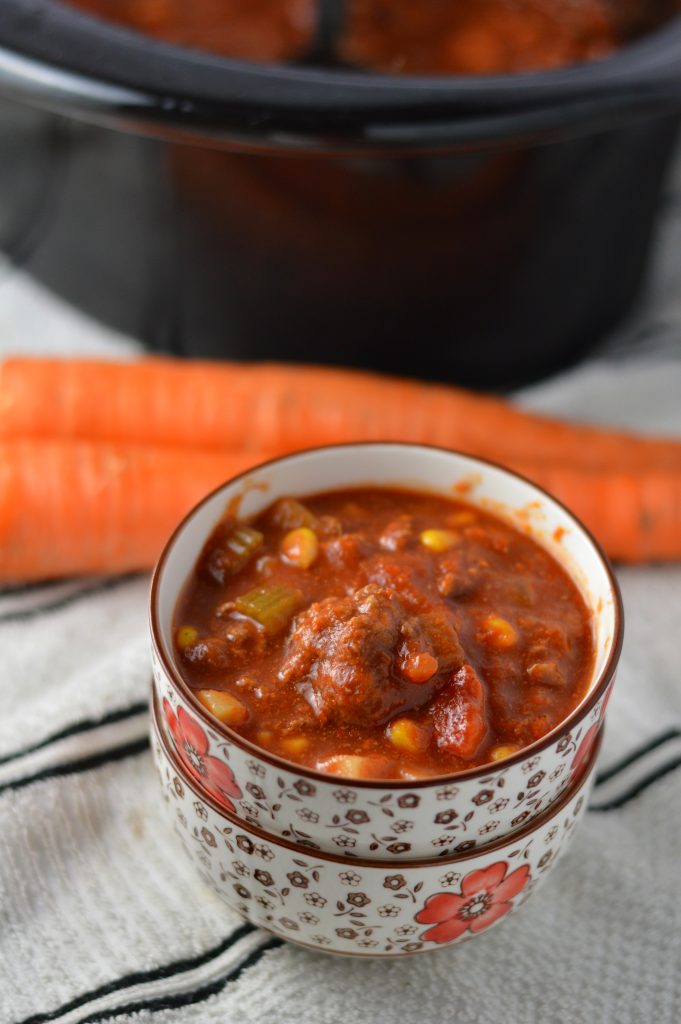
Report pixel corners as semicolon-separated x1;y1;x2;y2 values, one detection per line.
1;0;681;386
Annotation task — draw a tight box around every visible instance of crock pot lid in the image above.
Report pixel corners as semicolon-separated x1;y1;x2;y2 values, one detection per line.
2;0;681;147
6;1;681;109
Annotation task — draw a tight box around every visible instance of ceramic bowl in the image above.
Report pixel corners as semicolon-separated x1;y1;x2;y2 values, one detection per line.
150;443;622;859
151;689;602;959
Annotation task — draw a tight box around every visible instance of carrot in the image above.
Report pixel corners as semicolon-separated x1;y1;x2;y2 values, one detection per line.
0;440;678;581
0;357;679;569
0;441;269;581
507;460;681;563
1;356;680;472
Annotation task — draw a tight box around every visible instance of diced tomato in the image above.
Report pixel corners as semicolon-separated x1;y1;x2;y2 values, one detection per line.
432;664;487;760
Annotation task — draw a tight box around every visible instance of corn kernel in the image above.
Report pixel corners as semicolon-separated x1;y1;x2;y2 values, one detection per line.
254;730;274;746
317;754;396;779
419;528;461;553
489;743;522;762
399;766;438;780
281;527;319;569
281;736;309;756
388;717;430;754
196;689;249;727
176;625;199;649
482;615;518;648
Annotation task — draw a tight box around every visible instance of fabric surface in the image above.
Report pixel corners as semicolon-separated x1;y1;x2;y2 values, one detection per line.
0;155;680;1024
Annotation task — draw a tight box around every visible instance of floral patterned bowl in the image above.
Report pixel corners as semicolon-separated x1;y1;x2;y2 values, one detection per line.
151;689;602;958
150;443;622;859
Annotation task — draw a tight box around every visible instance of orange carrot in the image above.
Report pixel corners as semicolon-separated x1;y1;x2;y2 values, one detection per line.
0;441;678;580
1;356;680;472
507;460;681;563
0;441;268;581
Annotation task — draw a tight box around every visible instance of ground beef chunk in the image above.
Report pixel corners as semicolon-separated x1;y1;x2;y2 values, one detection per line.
278;583;465;727
437;550;488;599
400;608;466;677
222;617;267;660
379;515;415;552
197;518;237;585
363;555;426;610
323;533;372;570
182;636;230;670
184;617;266;671
526;660;565;688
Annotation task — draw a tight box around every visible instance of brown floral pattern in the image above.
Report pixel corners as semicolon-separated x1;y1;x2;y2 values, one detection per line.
151;707;598;959
153;652;610;861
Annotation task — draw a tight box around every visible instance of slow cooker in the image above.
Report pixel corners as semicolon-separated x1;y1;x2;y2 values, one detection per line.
1;0;680;386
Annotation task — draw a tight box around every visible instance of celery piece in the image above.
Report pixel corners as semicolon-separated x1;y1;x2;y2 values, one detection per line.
223;525;264;574
203;523;263;585
235;584;303;634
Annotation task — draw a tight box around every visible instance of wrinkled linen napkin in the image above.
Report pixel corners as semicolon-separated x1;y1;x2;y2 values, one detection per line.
1;158;681;1024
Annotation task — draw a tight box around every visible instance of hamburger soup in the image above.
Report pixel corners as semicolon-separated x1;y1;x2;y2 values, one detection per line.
173;487;595;780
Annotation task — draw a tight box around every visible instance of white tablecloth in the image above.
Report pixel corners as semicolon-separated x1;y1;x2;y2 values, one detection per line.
0;151;680;1024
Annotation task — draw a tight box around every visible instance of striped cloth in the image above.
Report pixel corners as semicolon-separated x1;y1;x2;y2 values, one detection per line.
1;156;681;1022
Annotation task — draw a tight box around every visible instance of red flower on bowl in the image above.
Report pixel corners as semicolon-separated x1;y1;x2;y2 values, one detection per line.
163;699;242;811
415;861;530;943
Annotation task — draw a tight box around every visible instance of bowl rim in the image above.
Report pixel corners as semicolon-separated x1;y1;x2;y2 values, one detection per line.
150;441;623;789
151;684;602;869
2;0;681;152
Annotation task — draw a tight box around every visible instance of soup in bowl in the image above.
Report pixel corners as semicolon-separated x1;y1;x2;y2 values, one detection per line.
150;443;622;859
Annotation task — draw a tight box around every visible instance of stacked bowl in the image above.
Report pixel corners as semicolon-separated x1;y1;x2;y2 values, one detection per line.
149;443;623;958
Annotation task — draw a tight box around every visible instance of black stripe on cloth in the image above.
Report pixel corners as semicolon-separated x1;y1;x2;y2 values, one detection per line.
0;579;93;617
2;728;678;1022
590;754;681;812
0;573;144;624
15;923;258;1024
0;580;68;596
0;702;149;767
77;938;284;1024
0;737;149;797
595;728;681;786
